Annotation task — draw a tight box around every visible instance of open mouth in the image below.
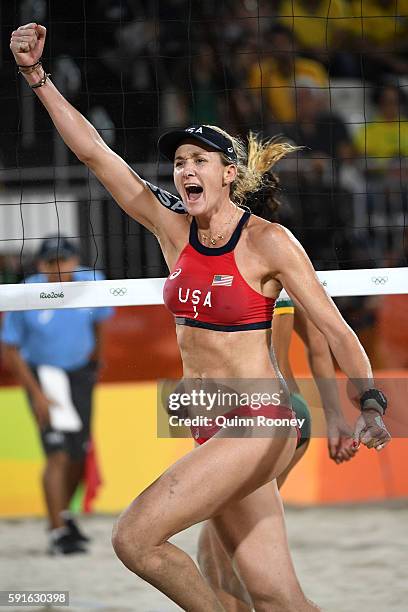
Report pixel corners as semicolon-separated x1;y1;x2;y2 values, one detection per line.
185;185;204;202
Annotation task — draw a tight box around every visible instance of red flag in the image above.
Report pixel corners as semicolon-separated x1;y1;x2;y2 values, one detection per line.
83;439;103;513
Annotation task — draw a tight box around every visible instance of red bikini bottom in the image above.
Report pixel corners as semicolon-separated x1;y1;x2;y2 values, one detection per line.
192;405;301;446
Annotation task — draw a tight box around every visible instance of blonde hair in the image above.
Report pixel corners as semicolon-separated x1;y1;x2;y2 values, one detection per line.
205;125;299;210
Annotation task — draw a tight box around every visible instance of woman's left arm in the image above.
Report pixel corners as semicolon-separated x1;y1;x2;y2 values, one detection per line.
263;224;391;449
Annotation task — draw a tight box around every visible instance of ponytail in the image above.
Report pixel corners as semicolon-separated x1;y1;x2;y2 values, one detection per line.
206;125;299;219
240;134;298;219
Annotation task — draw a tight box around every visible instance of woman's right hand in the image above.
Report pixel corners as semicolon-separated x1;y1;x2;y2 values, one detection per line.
10;23;46;68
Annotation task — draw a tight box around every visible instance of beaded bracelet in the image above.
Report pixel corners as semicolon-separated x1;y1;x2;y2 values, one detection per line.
17;58;50;89
17;57;42;74
31;70;51;89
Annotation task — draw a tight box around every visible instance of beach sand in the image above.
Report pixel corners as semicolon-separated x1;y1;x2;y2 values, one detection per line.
1;502;407;611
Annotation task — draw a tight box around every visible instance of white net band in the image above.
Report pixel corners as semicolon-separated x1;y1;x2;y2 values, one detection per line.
1;267;406;312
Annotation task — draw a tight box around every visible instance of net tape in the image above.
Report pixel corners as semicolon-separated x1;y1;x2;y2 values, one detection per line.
0;266;406;312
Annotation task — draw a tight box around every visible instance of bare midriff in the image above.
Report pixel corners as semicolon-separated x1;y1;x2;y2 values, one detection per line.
176;324;279;379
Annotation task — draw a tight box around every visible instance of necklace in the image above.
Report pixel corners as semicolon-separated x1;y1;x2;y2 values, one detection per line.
199;205;238;246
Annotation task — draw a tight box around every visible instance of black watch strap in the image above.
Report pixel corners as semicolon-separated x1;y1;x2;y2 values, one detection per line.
360;389;387;415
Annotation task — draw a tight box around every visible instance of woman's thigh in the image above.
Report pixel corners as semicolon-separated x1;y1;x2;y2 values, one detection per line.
198;442;310;603
116;429;297;546
210;479;305;605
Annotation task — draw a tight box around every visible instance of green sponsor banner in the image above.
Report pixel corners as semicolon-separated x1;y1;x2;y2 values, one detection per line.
0;388;42;460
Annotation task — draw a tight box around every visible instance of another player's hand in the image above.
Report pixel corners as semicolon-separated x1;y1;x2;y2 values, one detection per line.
32;390;52;429
326;417;358;464
10;23;46;67
353;409;391;451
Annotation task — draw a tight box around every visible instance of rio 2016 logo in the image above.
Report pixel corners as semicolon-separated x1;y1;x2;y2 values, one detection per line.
39;291;64;299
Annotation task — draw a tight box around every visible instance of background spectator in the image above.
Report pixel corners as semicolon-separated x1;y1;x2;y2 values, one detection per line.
343;0;408;79
248;25;328;129
283;80;353;165
277;0;351;65
354;83;408;175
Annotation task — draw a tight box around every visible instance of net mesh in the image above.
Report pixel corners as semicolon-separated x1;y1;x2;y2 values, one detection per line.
0;0;407;294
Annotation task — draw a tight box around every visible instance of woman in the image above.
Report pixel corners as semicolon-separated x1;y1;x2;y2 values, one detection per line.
197;296;358;611
11;23;390;612
273;294;359;468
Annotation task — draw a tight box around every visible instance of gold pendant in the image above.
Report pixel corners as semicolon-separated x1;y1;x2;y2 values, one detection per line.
211;234;223;245
202;232;224;246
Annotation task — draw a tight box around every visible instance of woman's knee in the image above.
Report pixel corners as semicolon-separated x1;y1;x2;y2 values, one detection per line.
111;503;159;574
112;513;134;562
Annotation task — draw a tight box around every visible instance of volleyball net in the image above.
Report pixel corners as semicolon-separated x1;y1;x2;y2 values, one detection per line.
1;1;407;309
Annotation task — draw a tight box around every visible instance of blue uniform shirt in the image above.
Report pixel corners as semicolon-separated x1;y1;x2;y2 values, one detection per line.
1;270;113;371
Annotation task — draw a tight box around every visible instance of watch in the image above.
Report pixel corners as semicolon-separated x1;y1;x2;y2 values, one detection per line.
360;388;387;416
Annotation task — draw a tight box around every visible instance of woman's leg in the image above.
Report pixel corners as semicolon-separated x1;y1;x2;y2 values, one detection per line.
198;441;312;611
197;522;251;611
112;429;296;612
211;480;320;612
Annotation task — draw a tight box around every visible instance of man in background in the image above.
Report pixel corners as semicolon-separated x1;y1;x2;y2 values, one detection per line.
1;236;113;555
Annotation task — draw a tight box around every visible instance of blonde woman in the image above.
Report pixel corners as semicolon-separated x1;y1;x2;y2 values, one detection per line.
11;23;390;612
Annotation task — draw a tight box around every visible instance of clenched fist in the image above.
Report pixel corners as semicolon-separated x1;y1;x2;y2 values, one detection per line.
10;22;46;68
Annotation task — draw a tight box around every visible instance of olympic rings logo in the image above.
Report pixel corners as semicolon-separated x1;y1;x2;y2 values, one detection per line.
110;288;127;296
371;276;389;285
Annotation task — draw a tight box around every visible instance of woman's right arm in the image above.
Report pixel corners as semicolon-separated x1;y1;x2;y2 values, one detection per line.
10;23;186;240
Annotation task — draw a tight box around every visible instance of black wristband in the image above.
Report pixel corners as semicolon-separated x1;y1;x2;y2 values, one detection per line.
360;389;387;415
16;56;42;69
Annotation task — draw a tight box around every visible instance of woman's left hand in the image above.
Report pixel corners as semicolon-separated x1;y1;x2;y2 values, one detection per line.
353;410;391;451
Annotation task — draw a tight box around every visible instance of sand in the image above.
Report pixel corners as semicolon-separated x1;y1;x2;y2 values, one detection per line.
1;502;407;611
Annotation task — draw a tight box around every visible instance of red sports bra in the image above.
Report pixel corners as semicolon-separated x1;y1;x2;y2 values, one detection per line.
163;210;275;332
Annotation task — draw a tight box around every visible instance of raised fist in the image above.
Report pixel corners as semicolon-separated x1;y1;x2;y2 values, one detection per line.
10;23;46;67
